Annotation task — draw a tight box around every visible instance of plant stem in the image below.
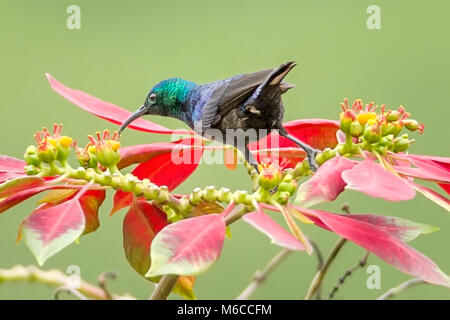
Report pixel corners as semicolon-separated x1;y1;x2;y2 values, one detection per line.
308;239;324;299
377;278;425;300
304;237;347;300
328;251;370;299
237;249;292;300
0;265;134;300
149;274;180;300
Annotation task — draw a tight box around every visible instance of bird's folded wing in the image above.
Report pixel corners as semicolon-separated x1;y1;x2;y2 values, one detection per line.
198;69;273;133
199;62;296;132
217;69;273;117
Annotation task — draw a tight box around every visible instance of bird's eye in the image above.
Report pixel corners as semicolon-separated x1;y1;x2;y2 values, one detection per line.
149;94;157;103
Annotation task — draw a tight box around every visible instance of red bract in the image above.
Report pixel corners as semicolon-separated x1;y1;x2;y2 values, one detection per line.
293;207;449;287
0;156;27;184
0;172;26;183
248;119;340;167
0;155;26;173
35;189;107;236
295;156;357;207
0;184;85;214
290;133;449;212
243;210;305;251
146;212;227;277
111;137;204;215
123;198;208;299
0;176;45;198
123;199;168;276
342;159;416;201
19;182;94;266
339;153;450;211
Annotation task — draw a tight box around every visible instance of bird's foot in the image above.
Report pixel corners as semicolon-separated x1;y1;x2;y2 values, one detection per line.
305;148;320;172
245;105;261;115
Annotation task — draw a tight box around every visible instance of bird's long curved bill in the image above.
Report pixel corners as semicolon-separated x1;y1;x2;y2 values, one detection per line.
119;105;147;134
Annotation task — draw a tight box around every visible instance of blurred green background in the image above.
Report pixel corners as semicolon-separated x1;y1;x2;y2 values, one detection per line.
0;0;449;300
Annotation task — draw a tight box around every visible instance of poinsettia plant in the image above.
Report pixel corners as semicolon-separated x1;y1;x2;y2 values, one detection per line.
0;75;449;300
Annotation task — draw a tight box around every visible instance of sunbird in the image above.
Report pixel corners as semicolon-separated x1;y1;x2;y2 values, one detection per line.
119;62;319;171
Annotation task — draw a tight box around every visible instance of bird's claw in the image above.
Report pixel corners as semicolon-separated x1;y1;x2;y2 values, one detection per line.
306;149;320;172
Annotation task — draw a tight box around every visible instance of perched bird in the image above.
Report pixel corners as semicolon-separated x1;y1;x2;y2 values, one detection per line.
119;62;319;172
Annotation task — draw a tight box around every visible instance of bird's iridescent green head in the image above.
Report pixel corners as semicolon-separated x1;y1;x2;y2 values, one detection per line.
119;78;197;134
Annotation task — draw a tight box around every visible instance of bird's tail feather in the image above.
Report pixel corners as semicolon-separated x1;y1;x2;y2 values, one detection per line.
269;61;296;85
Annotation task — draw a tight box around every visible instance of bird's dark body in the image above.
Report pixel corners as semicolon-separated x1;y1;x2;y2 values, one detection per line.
119;62;318;171
186;63;294;140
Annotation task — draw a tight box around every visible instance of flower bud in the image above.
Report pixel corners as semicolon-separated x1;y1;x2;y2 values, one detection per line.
258;164;282;190
364;124;381;144
96;146;120;168
336;144;346;156
24;146;40;166
375;145;387;155
157;186;170;203
393;136;411;152
37;143;57;163
217;187;232;203
49;136;73;162
379;134;394;149
24;165;39;175
339;110;356;134
273;191;291;204
386;110;401;122
163;205;179;222
321;148;336;160
204;186;219;202
350;121;363;137
403;119;419;132
314;152;325;165
87;131;121;168
278;180;298;194
381;121;402;137
233;190;251;205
